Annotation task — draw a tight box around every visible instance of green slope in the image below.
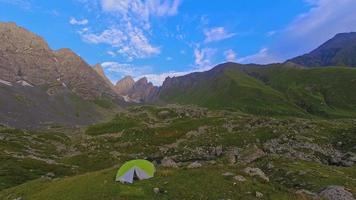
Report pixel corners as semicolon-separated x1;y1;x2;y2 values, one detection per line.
159;64;305;117
244;65;356;118
158;63;356;118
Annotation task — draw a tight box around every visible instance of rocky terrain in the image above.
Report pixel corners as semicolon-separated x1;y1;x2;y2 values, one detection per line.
0;22;118;100
0;22;122;127
0;105;355;199
1;22;356;200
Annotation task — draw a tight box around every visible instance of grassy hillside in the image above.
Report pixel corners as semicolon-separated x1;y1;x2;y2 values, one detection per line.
158;63;356;118
2;159;356;200
1;106;356;199
244;65;356;118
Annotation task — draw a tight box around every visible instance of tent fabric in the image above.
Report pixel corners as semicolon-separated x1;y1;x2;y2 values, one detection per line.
116;159;155;183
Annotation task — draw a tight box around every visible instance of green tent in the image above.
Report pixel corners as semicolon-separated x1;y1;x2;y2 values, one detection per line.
116;159;155;184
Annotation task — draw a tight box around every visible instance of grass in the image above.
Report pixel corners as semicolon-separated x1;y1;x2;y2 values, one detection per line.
85;115;141;136
0;165;307;200
1;105;356;199
159;64;356;118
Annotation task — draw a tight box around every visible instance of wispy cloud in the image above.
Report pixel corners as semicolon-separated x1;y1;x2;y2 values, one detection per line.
237;48;279;64
204;27;236;43
81;25;160;59
69;17;89;25
77;0;181;60
194;47;216;69
239;0;356;64
224;49;237;62
0;0;32;9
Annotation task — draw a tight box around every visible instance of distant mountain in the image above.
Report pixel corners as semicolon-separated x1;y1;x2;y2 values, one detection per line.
288;32;356;67
115;76;158;103
0;22;121;128
157;62;356;117
115;76;135;95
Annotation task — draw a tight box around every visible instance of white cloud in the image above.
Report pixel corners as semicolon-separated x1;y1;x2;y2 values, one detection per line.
81;26;160;59
77;0;181;60
242;0;356;64
138;71;190;86
107;51;116;57
224;49;237;62
271;0;356;60
237;48;280;64
100;0;181;18
69;17;89;25
194;47;216;69
0;0;32;9
204;27;236;43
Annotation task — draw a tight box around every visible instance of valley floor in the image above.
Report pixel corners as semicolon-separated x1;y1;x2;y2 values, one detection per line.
1;105;356;200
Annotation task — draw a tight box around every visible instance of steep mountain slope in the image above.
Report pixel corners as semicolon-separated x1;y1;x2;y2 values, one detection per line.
158;62;356;117
0;22;121;127
288;32;356;67
0;22;118;100
93;64;114;88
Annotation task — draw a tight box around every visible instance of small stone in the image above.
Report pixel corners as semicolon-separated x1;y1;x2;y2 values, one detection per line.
233;175;246;182
255;191;263;198
153;188;160;194
161;157;178;168
243;167;269;182
222;172;234;177
187;161;202;169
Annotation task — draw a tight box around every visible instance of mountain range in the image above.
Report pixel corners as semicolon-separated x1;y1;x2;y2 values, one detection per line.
1;22;356;127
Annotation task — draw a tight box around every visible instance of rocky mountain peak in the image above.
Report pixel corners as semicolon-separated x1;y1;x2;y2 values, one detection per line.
136;77;149;85
114;76;158;103
0;22;118;100
115;76;135;95
93;63;113;87
0;22;50;52
288;32;356;67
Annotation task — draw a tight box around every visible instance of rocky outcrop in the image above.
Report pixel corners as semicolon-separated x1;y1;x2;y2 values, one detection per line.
114;76;158;103
0;22;118;100
115;76;135;95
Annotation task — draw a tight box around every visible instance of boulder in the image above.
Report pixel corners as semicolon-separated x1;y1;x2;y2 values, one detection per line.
255;191;263;198
243;167;269;182
233;175;246;182
161;157;178;168
319;186;355;200
187;161;202;169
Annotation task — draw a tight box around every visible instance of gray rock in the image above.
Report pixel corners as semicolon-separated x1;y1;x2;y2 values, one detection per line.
153;187;160;194
240;145;266;164
319;186;355;200
233;175;246;182
187;161;202;169
161;157;178;168
255;191;263;198
222;172;235;177
243;167;269;182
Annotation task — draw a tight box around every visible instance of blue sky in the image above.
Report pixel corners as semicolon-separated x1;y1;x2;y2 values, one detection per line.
1;0;356;85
